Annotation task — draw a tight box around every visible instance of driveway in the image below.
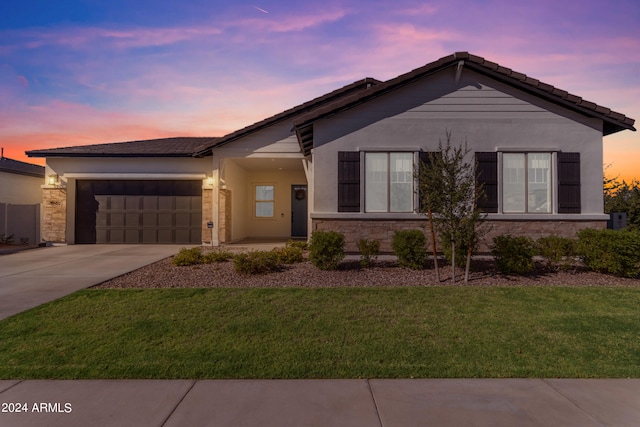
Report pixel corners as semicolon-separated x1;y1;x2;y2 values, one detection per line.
0;245;183;320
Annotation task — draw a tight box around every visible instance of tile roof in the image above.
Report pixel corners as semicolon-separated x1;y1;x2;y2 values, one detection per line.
193;78;381;156
293;52;636;141
26;137;220;158
0;156;45;178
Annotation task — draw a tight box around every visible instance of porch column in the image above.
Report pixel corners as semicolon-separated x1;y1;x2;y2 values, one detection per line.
302;158;313;240
42;184;67;244
211;157;221;246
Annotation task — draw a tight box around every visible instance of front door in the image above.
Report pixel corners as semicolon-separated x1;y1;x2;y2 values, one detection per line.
291;185;308;238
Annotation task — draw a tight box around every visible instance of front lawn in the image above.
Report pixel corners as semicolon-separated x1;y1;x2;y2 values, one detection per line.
0;287;639;379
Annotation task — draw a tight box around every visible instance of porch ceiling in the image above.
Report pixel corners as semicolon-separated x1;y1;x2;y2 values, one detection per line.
229;157;303;172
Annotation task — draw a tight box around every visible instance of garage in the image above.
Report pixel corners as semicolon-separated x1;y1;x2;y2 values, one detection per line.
75;180;202;244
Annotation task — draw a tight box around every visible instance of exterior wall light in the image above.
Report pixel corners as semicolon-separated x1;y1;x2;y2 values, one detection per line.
47;174;59;186
207;176;214;186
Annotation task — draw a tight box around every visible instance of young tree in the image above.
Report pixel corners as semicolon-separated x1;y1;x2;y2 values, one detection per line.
416;131;487;283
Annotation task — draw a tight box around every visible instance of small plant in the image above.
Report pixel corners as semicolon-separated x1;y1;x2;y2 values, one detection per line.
233;251;281;274
202;249;234;263
172;247;203;266
357;239;380;268
537;236;576;271
576;228;640;278
391;230;428;269
308;231;345;270
286;240;308;251
272;245;304;264
0;233;14;245
491;235;536;275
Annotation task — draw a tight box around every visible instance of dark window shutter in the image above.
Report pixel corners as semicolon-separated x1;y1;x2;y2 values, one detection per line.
338;151;360;212
558;152;581;213
475;152;498;213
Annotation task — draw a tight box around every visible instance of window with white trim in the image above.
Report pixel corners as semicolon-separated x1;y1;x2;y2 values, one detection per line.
502;153;551;213
255;184;275;218
365;152;414;212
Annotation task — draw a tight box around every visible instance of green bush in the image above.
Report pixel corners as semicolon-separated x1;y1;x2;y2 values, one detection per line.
491;235;536;275
202;249;234;263
441;234;468;268
537;236;576;271
286;240;308;251
391;229;428;269
172;247;203;266
233;251;281;274
357;239;380;268
308;231;345;270
576;229;640;278
273;245;304;264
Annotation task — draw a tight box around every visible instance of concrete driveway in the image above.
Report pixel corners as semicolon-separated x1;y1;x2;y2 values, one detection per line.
0;245;183;320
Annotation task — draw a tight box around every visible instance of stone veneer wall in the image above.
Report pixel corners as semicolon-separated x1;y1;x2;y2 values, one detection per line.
201;188;214;245
219;189;231;244
42;187;67;243
312;218;606;253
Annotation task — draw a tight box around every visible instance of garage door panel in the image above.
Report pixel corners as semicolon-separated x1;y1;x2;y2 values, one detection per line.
143;213;157;227
111;196;125;210
175;197;191;211
77;180;202;244
158;229;173;243
143;196;158;210
143;229;157;243
125;196;141;210
125;229;140;243
126;213;140;227
110;229;125;243
159;197;174;210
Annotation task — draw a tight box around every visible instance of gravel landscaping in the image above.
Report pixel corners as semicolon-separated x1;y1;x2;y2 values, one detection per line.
94;251;640;289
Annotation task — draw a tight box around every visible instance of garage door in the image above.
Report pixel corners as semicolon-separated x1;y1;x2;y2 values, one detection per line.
76;180;202;244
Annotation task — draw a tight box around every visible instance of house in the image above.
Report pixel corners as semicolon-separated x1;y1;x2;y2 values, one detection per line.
0;151;45;244
27;52;636;251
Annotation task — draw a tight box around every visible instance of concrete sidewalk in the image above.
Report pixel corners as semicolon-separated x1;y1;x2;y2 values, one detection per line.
0;244;185;320
1;379;639;426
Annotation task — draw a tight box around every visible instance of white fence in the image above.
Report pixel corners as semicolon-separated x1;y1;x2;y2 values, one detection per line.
0;202;40;245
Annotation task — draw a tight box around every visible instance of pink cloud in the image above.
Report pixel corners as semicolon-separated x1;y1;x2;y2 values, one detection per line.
17;76;29;88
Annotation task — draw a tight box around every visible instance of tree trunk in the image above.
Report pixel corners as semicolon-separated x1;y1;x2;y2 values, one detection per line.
451;240;455;283
427;207;440;281
464;244;472;283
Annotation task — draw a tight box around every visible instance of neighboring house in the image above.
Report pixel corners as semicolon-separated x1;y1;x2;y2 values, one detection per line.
0;152;45;244
27;52;636;251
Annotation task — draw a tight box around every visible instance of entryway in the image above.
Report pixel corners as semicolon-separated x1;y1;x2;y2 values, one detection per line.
291;185;308;238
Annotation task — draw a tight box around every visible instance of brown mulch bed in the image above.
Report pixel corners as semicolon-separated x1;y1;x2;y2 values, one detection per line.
94;257;640;289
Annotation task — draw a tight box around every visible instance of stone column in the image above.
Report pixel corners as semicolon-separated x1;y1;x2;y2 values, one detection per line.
42;187;67;243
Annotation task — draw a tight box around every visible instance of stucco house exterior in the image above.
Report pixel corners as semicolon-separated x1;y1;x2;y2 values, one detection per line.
0;153;45;244
27;52;636;250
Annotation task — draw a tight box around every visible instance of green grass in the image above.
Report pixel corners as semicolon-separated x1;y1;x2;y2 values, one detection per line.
0;287;639;379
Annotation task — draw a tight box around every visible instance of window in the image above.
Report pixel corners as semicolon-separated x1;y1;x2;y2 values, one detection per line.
255;185;274;218
365;152;413;212
502;153;551;213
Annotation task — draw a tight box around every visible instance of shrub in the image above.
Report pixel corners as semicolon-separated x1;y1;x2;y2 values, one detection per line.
491;235;536;275
0;233;14;245
537;236;576;271
441;234;468;268
309;231;345;270
357;239;380;268
286;240;308;251
202;249;234;263
172;247;203;266
576;229;640;278
273;245;304;264
391;229;428;269
233;251;281;274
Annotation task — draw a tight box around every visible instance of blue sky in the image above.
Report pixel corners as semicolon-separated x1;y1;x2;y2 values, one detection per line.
1;0;638;180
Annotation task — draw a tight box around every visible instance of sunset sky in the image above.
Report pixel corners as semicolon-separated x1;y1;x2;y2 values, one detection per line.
1;0;638;181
